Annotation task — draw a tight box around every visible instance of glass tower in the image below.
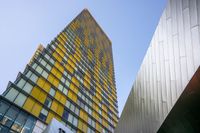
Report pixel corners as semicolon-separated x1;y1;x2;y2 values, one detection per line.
0;9;118;133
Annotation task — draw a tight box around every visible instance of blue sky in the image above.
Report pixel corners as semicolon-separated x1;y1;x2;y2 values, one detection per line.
0;0;166;116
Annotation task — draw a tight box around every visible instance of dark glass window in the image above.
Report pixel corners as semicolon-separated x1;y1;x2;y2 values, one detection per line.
11;112;28;132
0;106;19;127
23;116;36;133
62;109;69;121
0;101;9;120
44;97;52;108
39;109;48;121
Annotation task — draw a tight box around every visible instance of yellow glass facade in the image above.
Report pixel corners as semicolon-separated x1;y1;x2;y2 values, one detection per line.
3;9;118;133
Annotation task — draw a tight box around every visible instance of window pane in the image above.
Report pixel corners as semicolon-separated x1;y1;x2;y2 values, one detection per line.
62;109;68;121
26;71;32;78
0;101;9;120
23;116;36;133
5;88;19;102
68;114;73;123
0;106;19;127
11;112;28;132
44;97;52;108
46;64;52;71
75;108;79;115
42;70;48;79
30;74;38;83
65;101;70;108
40;59;47;67
65;80;70;87
14;93;27;107
23;83;33;93
73;117;78;126
49;88;55;96
36;66;43;74
17;79;26;88
39;109;48;121
58;84;63;92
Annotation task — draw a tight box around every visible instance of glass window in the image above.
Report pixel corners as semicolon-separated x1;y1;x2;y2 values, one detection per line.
63;71;67;76
5;88;19;102
50;58;55;64
68;114;73;123
44;54;50;60
65;80;70;87
11;112;28;132
0;101;9;120
14;93;27;107
32;63;37;69
23;115;36;133
23;82;33;93
26;71;32;78
0;106;19;127
40;59;47;67
63;87;68;95
88;109;92;115
39;108;48;121
67;75;71;80
17;79;26;88
70;104;75;112
49;88;55;96
42;70;48;79
36;65;43;74
62;109;69;121
44;97;52;108
73;117;78;126
58;84;63;92
46;64;52;71
30;73;38;83
75;108;79;115
61;77;65;83
65;101;70;108
91;120;95;128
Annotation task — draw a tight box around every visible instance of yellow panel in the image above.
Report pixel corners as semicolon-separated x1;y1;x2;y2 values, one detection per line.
82;122;87;133
48;74;55;83
80;109;88;122
57;104;64;116
65;64;74;74
23;97;35;112
37;77;45;88
96;123;102;132
46;111;54;124
60;95;66;105
72;93;77;103
70;83;78;94
38;91;47;104
43;82;51;93
53;78;59;88
78;120;83;130
83;81;90;90
55;91;61;101
51;100;58;112
102;104;108;112
55;61;64;73
72;77;79;87
67;90;73;99
31;87;40;99
56;71;62;79
31;102;42;117
51;67;58;76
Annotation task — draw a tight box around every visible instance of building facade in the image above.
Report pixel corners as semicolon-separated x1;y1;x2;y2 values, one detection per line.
115;0;200;132
0;9;118;133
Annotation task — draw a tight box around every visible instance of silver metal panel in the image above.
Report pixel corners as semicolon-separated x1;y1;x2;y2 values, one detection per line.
115;0;200;132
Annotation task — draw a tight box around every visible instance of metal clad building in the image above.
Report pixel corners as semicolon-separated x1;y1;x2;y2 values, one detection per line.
115;0;200;132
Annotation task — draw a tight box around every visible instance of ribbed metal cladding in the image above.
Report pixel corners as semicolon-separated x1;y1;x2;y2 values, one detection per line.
115;0;200;132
